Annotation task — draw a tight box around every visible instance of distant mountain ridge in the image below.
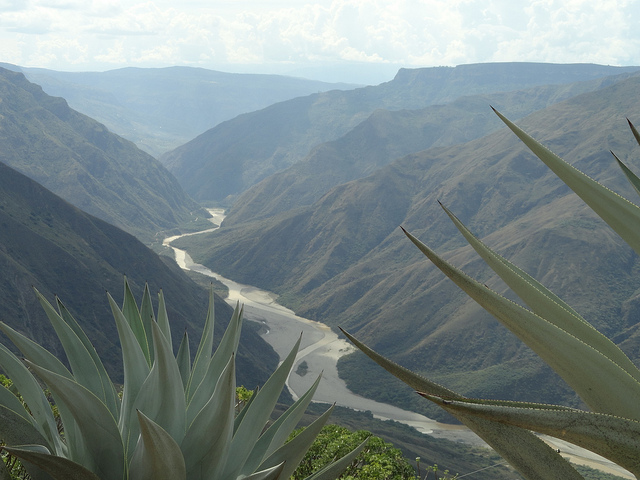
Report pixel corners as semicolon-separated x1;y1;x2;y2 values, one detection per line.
173;72;640;418
224;70;637;225
161;62;640;204
0;67;207;242
1;63;356;156
0;160;278;387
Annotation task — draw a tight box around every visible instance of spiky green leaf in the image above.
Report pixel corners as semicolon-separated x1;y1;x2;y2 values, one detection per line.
340;329;585;480
156;290;172;346
33;290;114;415
0;404;49;446
612;151;640;199
108;293;150;457
181;355;235;480
257;403;334;480
186;286;216;401
176;331;191;391
494;108;640;256
187;303;243;424
122;277;151;366
439;204;640;382
221;335;302;480
129;411;186;480
3;446;101;480
25;361;125;480
402;228;640;420
239;462;285;480
0;322;71;380
55;298;120;418
131;322;186;445
243;373;323;475
0;344;61;454
139;284;156;365
419;393;640;477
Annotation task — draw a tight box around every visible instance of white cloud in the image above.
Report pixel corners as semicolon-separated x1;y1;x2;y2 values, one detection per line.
1;0;639;75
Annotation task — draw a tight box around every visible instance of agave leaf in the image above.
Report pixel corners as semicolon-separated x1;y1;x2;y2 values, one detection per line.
131;321;186;446
122;277;151;366
419;393;640;478
186;286;216;401
129;411;186;480
303;436;370;480
1;319;88;464
221;334;302;480
243;374;323;475
176;331;191;391
612;151;640;199
628;118;640;148
0;322;71;380
108;293;150;456
257;403;334;480
181;355;235;480
55;298;120;418
340;329;585;480
402;228;640;420
139;284;156;365
493;108;640;256
187;303;243;424
0;343;61;454
0;404;50;446
239;462;285;480
156;290;172;347
24;361;125;480
3;446;101;480
32;290;114;415
438;205;640;382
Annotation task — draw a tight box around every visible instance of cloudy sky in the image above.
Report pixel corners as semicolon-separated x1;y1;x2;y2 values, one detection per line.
2;0;640;83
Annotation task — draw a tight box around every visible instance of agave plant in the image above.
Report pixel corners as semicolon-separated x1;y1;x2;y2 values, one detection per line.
0;278;366;479
342;109;640;480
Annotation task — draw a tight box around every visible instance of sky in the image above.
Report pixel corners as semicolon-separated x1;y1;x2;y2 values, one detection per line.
2;0;640;84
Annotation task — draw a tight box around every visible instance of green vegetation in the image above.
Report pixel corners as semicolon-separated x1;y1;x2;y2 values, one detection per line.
0;278;365;479
290;425;416;480
343;110;640;479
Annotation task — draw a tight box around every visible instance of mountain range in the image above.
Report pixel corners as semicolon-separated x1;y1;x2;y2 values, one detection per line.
0;159;278;388
161;62;640;205
1;63;355;157
0;67;208;243
173;68;640;419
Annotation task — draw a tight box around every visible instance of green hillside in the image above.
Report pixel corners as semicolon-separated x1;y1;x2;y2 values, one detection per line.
1;64;355;157
0;160;278;388
162;62;640;204
0;67;208;242
174;73;640;419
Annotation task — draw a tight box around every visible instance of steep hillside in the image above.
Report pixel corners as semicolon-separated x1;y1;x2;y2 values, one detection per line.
174;74;640;417
2;64;354;157
225;72;630;224
162;62;639;204
0;160;278;388
0;68;207;242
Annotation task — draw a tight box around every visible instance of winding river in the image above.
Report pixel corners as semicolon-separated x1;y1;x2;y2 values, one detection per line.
163;209;632;479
